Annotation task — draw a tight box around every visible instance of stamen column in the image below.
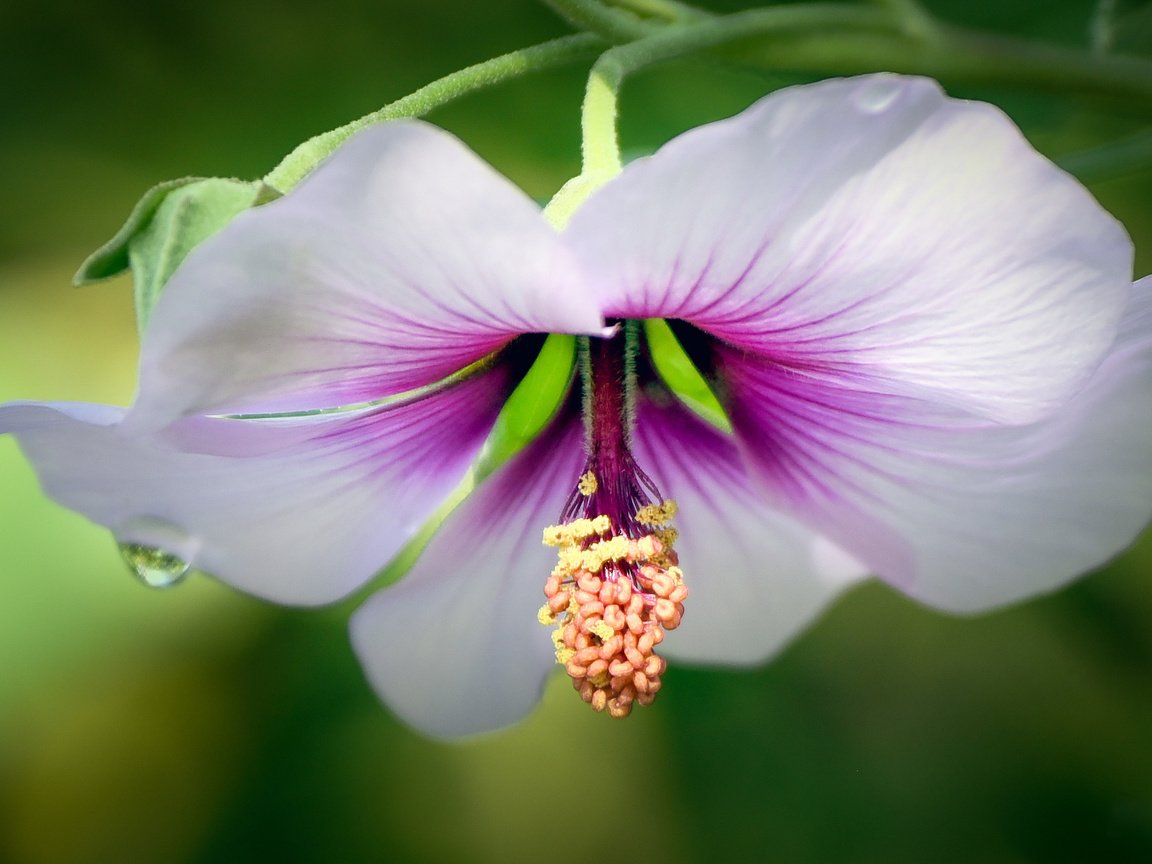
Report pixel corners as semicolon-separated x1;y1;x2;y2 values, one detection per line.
538;325;689;718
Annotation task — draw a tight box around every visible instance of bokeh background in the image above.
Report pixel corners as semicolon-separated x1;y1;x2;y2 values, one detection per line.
2;1;1151;862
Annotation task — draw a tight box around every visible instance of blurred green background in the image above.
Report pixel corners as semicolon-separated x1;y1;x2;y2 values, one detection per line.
1;1;1151;862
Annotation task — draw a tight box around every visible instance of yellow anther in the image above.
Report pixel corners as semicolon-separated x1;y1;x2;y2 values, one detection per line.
537;604;556;626
637;499;679;526
552;624;576;664
585;536;629;570
567;518;603;541
578;471;598;496
559;547;584;571
591;515;612;534
635;505;663;526
579;551;602;572
613;536;631;558
542;524;569;546
589;620;615;642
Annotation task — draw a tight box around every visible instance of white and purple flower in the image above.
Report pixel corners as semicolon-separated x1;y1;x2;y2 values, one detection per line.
3;75;1150;738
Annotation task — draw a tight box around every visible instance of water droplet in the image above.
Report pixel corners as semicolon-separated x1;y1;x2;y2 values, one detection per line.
854;78;903;114
115;517;199;589
119;542;191;588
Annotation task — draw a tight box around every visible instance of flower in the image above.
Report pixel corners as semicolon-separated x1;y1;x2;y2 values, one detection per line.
2;75;1150;738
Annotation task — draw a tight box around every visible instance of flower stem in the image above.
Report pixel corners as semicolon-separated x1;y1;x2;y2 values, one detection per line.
541;0;657;42
603;0;707;23
544;1;1152;224
1090;0;1117;54
263;33;605;193
868;0;935;30
727;21;1152;110
1058;128;1152;185
544;4;896;225
545;0;1152;113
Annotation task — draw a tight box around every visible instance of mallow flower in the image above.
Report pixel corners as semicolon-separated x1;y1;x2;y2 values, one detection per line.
2;74;1150;738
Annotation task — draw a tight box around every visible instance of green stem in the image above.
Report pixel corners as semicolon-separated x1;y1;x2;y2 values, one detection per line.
604;0;707;23
264;33;605;193
867;0;938;39
930;23;1152;108
541;0;656;42
544;4;899;225
548;0;1152;112
1058;129;1152;185
582;64;627;180
597;5;897;89
1090;0;1117;54
725;23;1152;111
545;1;1152;224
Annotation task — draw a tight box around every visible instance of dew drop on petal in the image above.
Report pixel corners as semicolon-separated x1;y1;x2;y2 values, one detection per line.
118;543;191;588
115;517;199;589
854;77;903;114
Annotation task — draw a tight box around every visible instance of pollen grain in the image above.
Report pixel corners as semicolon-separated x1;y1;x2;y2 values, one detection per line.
578;470;599;496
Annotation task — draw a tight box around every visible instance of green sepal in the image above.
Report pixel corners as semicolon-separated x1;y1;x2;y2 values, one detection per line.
75;177;269;332
73;177;205;285
126;178;267;331
644;318;732;433
476;334;577;480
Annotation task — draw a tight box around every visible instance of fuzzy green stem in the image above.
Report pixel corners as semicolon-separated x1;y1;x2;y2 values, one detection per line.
541;52;630;228
542;0;657;42
264;33;604;193
605;0;707;23
544;0;1152;112
867;0;939;39
725;22;1152;110
597;5;899;89
544;4;899;226
1058;129;1152;185
1090;0;1117;54
582;65;627;180
545;1;1152;225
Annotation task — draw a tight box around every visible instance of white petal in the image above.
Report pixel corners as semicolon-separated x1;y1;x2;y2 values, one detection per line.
350;415;586;739
633;391;867;664
567;74;1132;424
0;366;516;605
129;121;602;428
722;277;1152;613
